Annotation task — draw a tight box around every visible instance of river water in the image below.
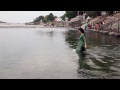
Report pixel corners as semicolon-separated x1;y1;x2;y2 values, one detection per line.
0;28;119;79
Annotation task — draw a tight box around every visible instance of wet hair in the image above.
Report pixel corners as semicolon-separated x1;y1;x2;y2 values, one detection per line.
78;28;86;36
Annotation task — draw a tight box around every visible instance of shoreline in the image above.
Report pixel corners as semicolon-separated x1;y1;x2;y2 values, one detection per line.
0;25;68;28
0;25;44;28
86;29;120;37
68;27;120;37
0;23;70;28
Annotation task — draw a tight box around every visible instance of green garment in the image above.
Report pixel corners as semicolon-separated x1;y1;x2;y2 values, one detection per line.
76;33;86;53
85;22;88;29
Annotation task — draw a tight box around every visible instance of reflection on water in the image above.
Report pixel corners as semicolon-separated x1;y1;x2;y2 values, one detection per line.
65;30;120;79
0;28;78;79
0;28;120;79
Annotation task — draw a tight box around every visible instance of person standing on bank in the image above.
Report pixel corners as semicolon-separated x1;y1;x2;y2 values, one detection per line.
76;28;87;53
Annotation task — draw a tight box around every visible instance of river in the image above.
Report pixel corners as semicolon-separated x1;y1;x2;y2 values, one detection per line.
0;28;119;79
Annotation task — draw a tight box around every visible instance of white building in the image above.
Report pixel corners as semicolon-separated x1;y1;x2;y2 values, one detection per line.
54;17;65;27
55;17;63;22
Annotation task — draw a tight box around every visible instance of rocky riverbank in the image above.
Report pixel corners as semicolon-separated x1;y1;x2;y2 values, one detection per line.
86;29;120;37
80;12;120;37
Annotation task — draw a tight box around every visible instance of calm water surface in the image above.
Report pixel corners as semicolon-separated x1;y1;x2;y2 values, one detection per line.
0;28;120;79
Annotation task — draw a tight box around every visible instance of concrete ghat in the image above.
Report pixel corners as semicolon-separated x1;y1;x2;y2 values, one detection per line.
86;29;120;37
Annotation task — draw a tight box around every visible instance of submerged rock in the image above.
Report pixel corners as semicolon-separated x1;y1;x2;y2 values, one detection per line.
115;33;120;37
109;32;115;35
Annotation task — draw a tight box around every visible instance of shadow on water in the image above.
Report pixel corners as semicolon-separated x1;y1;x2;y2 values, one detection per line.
65;30;79;49
65;29;120;79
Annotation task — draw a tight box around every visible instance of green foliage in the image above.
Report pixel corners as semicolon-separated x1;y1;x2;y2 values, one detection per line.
62;11;116;20
61;11;78;20
33;11;117;23
33;17;40;22
33;16;44;22
39;16;44;21
33;13;55;23
42;18;47;23
86;11;116;17
54;16;57;18
61;14;66;20
46;13;55;22
86;11;101;18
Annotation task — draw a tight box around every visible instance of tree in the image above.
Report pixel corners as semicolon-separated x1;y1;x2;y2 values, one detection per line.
46;13;55;22
61;11;78;21
62;11;102;19
42;16;48;23
33;15;44;22
39;16;44;21
61;14;66;20
33;17;40;22
86;11;101;18
33;13;56;23
64;11;78;20
54;16;57;18
42;18;47;23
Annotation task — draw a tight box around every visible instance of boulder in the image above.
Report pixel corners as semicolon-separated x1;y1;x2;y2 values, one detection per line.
109;32;115;35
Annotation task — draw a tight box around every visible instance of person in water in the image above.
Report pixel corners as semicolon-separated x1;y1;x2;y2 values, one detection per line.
76;28;87;54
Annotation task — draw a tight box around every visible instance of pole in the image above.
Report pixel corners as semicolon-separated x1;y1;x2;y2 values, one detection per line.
118;15;119;34
78;11;80;16
102;21;104;31
111;19;112;32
